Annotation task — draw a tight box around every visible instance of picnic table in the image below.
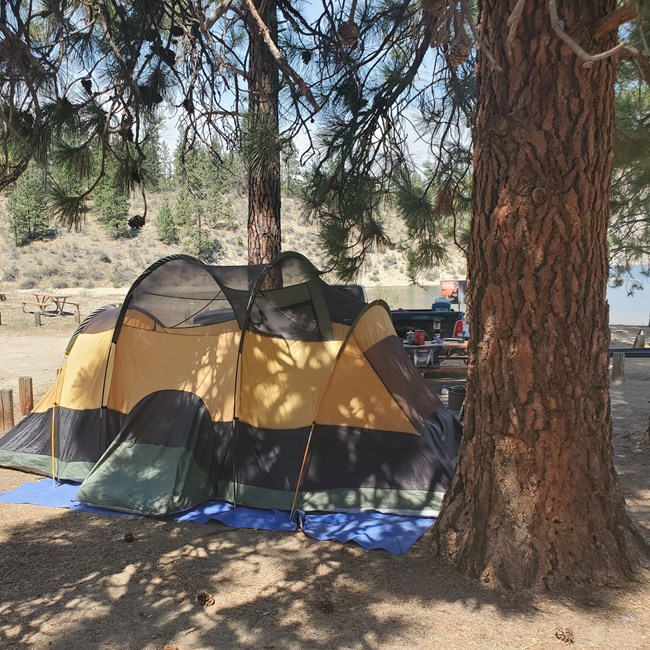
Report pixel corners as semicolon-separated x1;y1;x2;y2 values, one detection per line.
403;341;443;368
403;338;469;368
439;338;469;364
22;293;80;319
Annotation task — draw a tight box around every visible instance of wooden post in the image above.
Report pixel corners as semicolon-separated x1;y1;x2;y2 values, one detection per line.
18;377;33;415
612;352;625;383
34;310;42;326
632;330;645;348
75;308;81;325
0;390;14;432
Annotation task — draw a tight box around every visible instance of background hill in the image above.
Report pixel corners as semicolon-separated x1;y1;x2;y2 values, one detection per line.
0;193;467;293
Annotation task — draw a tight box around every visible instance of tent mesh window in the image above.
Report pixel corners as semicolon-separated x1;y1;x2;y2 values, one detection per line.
128;259;237;329
123;255;366;337
242;256;336;341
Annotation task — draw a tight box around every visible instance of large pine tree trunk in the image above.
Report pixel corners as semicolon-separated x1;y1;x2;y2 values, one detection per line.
434;0;640;589
246;0;281;266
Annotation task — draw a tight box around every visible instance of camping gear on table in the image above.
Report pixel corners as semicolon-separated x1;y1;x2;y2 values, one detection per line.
0;252;461;518
414;329;426;346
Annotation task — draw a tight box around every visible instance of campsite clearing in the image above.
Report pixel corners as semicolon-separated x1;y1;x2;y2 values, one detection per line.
0;289;648;648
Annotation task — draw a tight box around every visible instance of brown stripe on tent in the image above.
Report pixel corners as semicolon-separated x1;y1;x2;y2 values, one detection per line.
314;334;419;435
0;406;119;465
364;335;443;436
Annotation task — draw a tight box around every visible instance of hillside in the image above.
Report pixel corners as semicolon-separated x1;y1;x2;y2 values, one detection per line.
0;193;467;293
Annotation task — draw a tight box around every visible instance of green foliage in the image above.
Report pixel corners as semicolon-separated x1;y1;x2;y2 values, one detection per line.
180;228;224;263
296;0;478;278
172;178;224;263
393;172;447;281
93;172;131;239
157;142;174;190
609;80;650;289
6;162;52;245
241;114;282;178
281;142;301;197
168;142;242;258
156;198;177;244
302;165;388;280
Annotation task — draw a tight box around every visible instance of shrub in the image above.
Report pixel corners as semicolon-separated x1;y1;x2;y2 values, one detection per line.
6;163;52;245
156;198;178;244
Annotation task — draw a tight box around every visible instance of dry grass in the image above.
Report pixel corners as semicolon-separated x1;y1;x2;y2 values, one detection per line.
0;194;460;293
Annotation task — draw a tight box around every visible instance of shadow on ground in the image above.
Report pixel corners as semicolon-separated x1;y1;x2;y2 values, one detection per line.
0;362;648;648
0;480;648;649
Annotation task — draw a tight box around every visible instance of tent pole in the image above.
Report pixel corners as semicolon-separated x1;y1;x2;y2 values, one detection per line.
289;422;315;515
50;403;57;484
288;301;388;518
50;350;70;483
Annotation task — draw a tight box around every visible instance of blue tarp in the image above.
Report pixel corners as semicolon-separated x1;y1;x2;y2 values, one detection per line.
0;479;435;554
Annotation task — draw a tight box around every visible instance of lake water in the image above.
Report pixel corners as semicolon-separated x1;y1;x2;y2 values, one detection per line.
367;269;650;326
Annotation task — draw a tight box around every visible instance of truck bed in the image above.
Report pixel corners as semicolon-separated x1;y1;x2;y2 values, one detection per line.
390;309;464;340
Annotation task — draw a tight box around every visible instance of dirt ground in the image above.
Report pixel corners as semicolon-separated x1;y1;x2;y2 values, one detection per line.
0;291;649;649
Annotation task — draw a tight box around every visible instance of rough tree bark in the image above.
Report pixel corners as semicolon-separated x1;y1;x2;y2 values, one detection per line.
434;0;641;589
246;0;281;266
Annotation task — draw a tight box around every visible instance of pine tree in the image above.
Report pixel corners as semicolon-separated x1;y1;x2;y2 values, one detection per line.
156;198;177;245
0;0;320;264
609;0;650;290
93;173;130;239
6;162;51;245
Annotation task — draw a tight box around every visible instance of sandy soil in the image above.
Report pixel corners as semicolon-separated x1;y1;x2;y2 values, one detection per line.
0;291;649;648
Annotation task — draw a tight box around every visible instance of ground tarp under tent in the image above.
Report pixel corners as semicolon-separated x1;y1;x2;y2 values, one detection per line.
0;252;461;519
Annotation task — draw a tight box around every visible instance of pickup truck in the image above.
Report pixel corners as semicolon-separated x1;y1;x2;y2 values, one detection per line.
390;297;465;340
331;284;464;340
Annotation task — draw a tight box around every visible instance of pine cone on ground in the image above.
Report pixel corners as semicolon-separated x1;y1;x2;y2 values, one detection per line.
196;591;215;607
554;627;575;644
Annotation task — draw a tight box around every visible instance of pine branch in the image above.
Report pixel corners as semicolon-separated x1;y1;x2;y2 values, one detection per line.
505;0;525;60
459;0;502;72
620;44;650;86
549;0;626;66
240;0;320;111
593;2;638;40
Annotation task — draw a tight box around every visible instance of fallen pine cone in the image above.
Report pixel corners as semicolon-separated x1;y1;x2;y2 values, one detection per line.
124;531;135;543
196;591;215;607
555;627;575;644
